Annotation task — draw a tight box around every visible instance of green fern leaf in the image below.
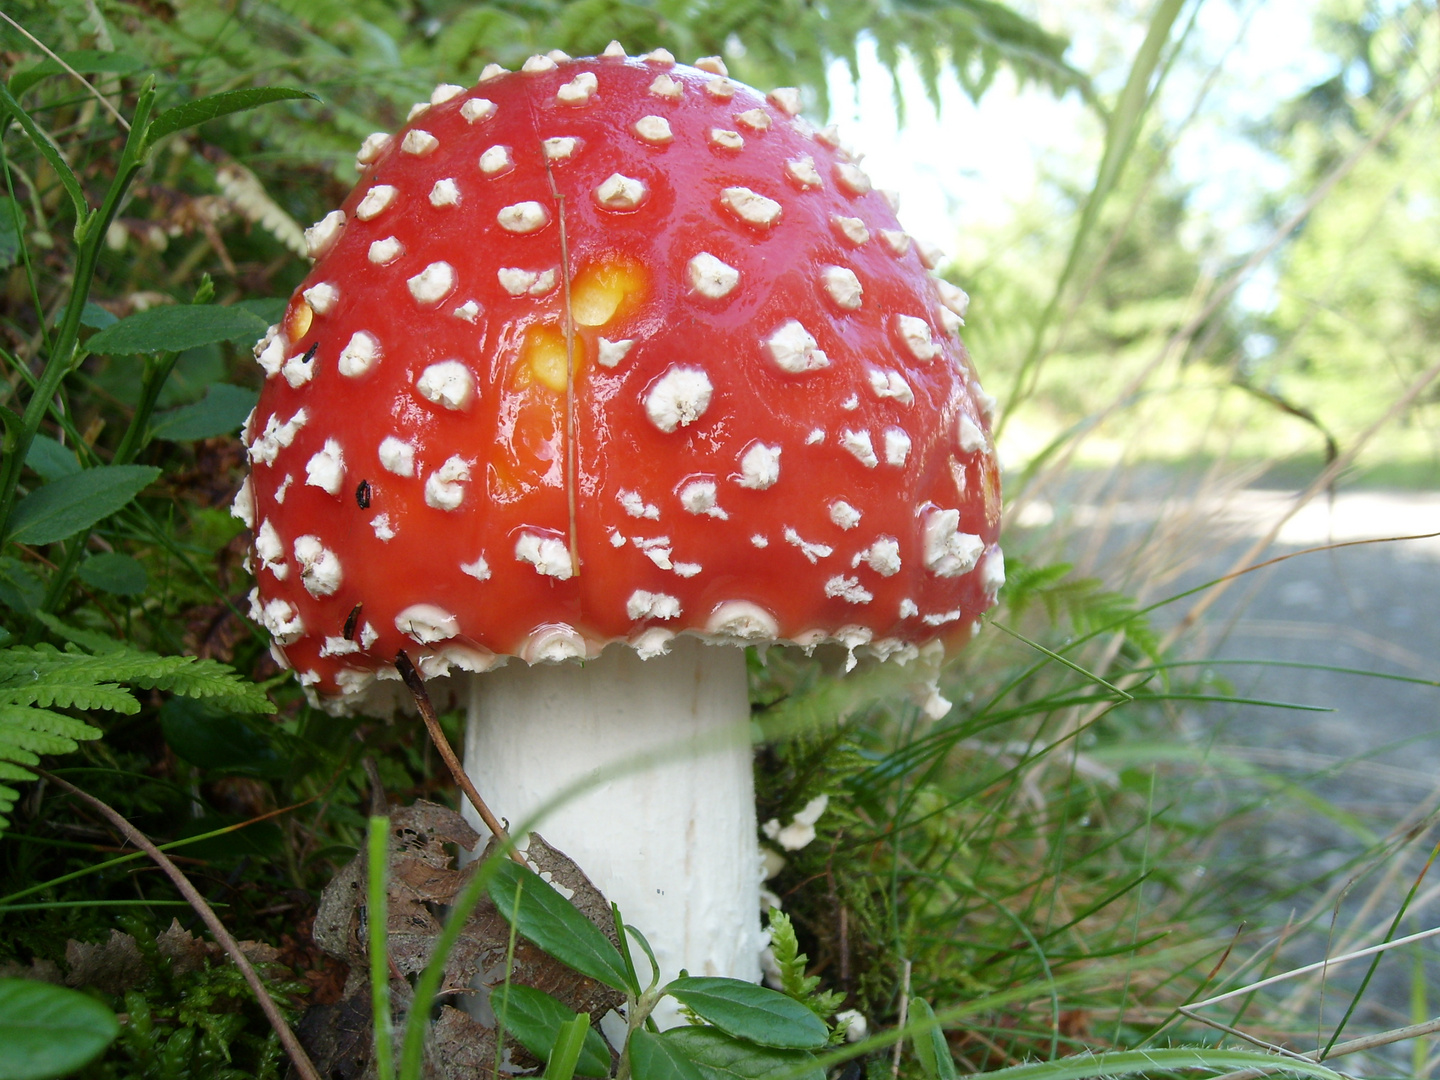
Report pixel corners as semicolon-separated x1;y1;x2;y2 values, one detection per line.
0;640;273;836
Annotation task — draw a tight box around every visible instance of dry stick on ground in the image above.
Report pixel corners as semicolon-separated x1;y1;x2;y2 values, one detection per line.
393;650;526;866
36;769;322;1080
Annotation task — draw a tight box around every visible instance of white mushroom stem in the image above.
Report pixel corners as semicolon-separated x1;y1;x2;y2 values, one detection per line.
461;636;763;1015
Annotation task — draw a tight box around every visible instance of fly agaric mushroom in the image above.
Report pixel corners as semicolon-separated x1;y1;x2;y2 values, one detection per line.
236;46;1002;997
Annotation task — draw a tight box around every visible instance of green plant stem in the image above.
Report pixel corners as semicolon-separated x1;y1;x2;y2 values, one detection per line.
367;816;395;1080
0;78;157;538
110;351;179;465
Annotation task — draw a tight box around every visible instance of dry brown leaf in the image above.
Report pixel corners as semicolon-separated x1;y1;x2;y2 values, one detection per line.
300;801;623;1079
65;930;145;994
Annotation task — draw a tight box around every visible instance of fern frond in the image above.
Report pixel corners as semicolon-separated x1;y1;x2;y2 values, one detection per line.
0;641;273;836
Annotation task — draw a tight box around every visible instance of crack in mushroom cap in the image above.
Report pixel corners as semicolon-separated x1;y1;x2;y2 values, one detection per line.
245;52;1001;704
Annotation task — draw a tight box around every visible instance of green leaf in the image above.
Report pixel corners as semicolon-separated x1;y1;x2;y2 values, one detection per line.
79;302;117;330
77;553;147;596
6;465;160;545
663;978;829;1050
159;698;285;778
0;195;19;269
22;436;79;481
233;297;287;324
490;985;610;1079
545;1013;593;1080
0;84;87;223
0;978;119;1080
0;558;43;614
150;383;258;441
909;999;957;1080
8;51;146;97
146;87;318;145
662;1028;824;1080
85;305;267;356
629;1029;706;1080
486;860;634;994
970;1047;1347;1080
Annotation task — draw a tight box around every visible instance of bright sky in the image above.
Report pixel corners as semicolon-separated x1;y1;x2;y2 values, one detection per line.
823;0;1339;263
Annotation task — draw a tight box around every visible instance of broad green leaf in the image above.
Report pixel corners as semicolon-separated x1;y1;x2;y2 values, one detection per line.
0;977;119;1080
22;436;79;481
663;978;828;1050
0;195;18;269
909;999;957;1080
79;302;117;329
150;383;258;441
487;860;633;993
146;87;318;145
663;1028;824;1080
8;51;146;97
77;553;147;596
6;465;160;545
629;1029;706;1080
490;985;610;1078
233;297;287;324
0;558;43;614
159;698;285;778
85;305;267;355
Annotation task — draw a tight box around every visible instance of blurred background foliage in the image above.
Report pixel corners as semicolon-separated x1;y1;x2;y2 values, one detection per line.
0;0;1437;1077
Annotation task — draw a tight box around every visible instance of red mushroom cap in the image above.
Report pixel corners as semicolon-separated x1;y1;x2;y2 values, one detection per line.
236;47;1003;703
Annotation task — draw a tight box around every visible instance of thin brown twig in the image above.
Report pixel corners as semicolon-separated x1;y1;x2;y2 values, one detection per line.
393;650;525;865
36;769;321;1080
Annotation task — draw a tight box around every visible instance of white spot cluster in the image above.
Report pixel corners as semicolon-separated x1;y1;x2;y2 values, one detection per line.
461;98;496;123
597;337;634;367
294;535;343;597
923;509;985;577
407;262;455;305
721;186;781;227
416;360;475;410
737;442;781;490
355;133;391;168
835;162;872;195
704;77;736;100
824;576;873;604
421;456;471;511
396;603;459;644
339;331;381;377
249;408;307;466
644;367;713;433
556;72;598;105
854;537;901;576
480;145;513;174
402;129;438;156
634;115;673;144
378;436;416;477
648;74;682;100
498;201;549;233
543;137;579;161
627;590;681;620
304;210;344;258
829;500;861;529
461;555;491;581
767;87;802;115
707;601;779;640
429;178;461;207
302;282;338;315
958;415;987;454
883;427;912;466
766;321;828;373
688;252;739;299
516;532;575;580
355;185;397;221
281;349;315;389
368;236;403;265
786;156;823;188
499;267;558;296
832;215;869;246
735;108;770;132
784;527;832;564
596;173;647;210
709;128;744;151
821;266;862;310
679;480;727;518
897;315;939;362
840;429;878;468
255;520;286;579
619;489;660;519
305;439;345;495
868;368;913;405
